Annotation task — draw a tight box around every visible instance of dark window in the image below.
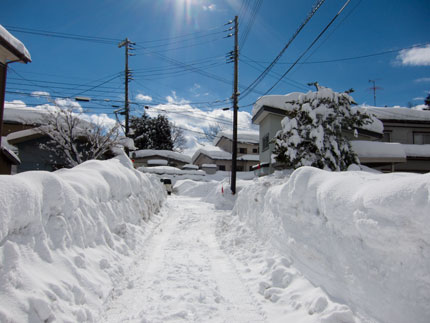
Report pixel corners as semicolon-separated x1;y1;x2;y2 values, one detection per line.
413;132;430;144
262;133;270;151
252;148;258;154
239;147;247;154
382;131;391;142
237;166;244;171
218;165;226;171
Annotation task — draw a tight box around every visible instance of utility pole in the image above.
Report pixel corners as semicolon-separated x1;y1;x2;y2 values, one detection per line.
118;38;135;137
368;79;382;106
231;15;239;195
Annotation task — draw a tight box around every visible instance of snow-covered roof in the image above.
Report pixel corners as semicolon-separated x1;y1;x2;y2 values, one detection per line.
147;159;168;166
182;164;199;170
0;24;31;63
359;105;430;122
3;105;48;125
202;164;217;168
1;137;20;164
213;130;259;146
138;165;205;176
6;128;43;143
252;92;303;117
351;141;406;160
252;89;383;134
402;144;430;158
192;145;260;163
238;154;260;161
192;146;231;163
133;149;191;164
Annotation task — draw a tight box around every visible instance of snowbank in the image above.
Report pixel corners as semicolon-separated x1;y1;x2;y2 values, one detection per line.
233;167;430;323
0;156;166;322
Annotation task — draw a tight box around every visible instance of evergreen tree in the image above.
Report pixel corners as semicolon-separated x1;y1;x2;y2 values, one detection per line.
129;114;174;150
425;93;430;109
273;87;371;171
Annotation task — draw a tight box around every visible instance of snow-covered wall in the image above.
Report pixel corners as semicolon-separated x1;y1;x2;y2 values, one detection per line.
0;156;166;322
233;167;430;323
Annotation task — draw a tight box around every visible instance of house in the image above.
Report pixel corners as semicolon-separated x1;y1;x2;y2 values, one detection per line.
356;106;430;173
131;149;191;169
251;92;384;175
192;130;260;172
0;24;31;174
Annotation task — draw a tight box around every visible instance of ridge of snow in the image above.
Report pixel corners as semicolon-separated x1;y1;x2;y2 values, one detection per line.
232;167;430;323
0;156;166;322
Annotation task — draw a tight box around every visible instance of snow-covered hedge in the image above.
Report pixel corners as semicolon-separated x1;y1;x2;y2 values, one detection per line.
233;167;430;323
0;156;166;322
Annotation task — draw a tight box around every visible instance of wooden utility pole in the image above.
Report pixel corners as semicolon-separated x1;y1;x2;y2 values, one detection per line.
231;15;239;195
118;38;135;137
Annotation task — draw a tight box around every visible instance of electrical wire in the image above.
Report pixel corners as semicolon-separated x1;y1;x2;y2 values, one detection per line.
263;0;353;95
239;0;326;101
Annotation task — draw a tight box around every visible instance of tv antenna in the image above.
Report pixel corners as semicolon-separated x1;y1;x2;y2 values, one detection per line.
368;79;383;106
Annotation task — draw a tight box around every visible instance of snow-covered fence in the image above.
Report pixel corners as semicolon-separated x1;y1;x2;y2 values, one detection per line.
233;167;430;323
0;155;166;322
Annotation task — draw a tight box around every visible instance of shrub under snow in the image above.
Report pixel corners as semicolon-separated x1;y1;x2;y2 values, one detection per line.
0;155;166;322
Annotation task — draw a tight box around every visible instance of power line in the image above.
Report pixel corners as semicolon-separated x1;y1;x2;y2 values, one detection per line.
4;26;120;44
239;0;326;101
239;0;263;49
263;0;353;95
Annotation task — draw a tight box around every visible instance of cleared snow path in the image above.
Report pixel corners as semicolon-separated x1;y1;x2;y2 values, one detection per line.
101;196;266;323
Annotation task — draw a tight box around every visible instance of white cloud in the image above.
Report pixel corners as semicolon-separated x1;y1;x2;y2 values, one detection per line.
397;45;430;66
413;97;424;101
54;98;83;112
143;94;256;155
203;4;216;11
31;91;50;98
135;94;153;102
415;77;430;83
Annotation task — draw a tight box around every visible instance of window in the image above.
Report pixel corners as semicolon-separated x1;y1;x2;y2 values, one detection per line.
237;166;244;171
382;131;391;142
252;148;258;154
218;165;226;171
413;132;430;144
262;133;270;151
239;147;247;154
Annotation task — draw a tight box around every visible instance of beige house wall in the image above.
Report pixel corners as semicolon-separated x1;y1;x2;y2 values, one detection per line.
217;137;259;156
193;153;258;172
382;122;430;144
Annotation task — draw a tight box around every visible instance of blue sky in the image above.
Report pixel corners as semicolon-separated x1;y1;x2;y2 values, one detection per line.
2;0;430;120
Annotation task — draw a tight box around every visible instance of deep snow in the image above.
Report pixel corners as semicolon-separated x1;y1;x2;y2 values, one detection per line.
1;158;429;322
0;154;166;322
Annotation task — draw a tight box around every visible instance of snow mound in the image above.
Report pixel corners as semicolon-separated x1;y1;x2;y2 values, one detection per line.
233;167;430;323
0;156;166;322
175;178;255;210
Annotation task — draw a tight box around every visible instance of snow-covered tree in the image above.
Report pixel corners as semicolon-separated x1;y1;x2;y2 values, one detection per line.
273;87;371;171
39;106;121;167
170;123;186;152
203;123;223;142
425;93;430;109
130;114;174;150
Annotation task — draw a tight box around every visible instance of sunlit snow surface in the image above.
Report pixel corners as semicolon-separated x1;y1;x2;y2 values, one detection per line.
1;161;429;322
